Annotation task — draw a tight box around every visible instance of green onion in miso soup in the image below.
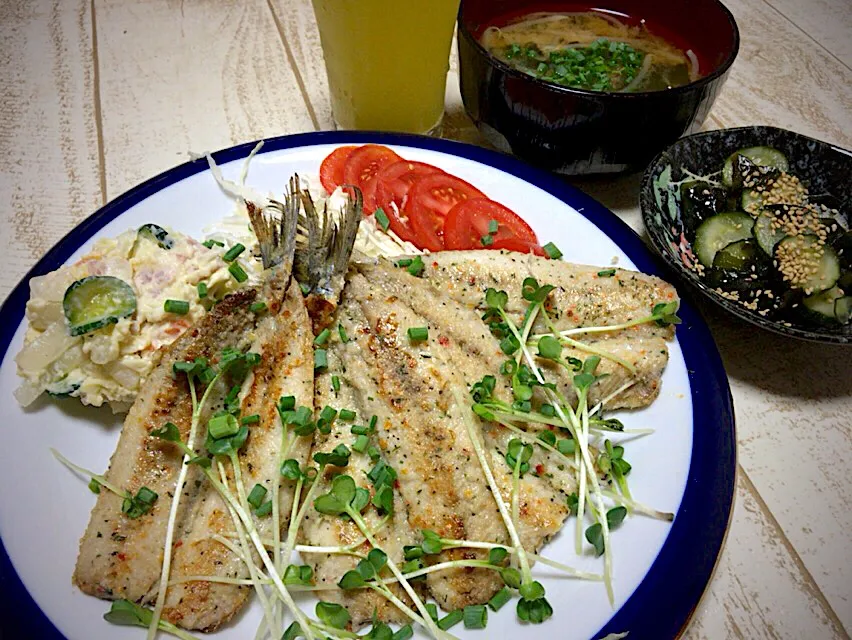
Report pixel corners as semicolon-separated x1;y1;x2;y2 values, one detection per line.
480;12;699;92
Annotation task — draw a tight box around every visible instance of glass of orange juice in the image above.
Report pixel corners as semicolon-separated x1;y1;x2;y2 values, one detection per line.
311;0;461;135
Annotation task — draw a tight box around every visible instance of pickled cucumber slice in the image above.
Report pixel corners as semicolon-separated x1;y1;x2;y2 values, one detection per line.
741;189;763;214
137;223;173;250
776;235;840;293
722;146;789;186
712;239;759;271
802;286;844;321
753;212;786;255
693;212;755;267
63;276;137;336
835;296;852;324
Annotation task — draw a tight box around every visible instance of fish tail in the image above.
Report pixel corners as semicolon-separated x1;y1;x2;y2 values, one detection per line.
294;185;362;331
246;175;300;274
294;186;361;298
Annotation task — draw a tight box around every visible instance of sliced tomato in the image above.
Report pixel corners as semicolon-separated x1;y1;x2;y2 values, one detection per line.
491;237;546;256
443;198;543;254
342;145;401;213
319;146;357;194
406;174;486;251
374;160;445;243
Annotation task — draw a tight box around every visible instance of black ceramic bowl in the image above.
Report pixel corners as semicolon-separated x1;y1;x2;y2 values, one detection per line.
457;0;739;175
641;126;852;344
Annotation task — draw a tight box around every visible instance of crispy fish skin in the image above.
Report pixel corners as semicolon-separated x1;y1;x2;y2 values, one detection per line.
158;279;314;630
73;289;258;603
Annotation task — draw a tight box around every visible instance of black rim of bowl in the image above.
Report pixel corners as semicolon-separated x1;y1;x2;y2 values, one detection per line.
457;0;741;99
640;125;852;344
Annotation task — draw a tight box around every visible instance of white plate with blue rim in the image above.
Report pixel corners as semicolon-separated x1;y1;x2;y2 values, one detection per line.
0;131;735;640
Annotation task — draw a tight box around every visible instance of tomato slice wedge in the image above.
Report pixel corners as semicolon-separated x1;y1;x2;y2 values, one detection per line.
443;198;543;254
319;146;357;194
375;160;445;243
342;145;401;213
406;174;486;251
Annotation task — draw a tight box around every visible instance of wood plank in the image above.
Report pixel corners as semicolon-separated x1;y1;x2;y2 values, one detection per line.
0;0;103;304
762;0;852;68
706;307;852;633
711;0;852;148
266;0;331;130
684;472;848;639
95;0;316;198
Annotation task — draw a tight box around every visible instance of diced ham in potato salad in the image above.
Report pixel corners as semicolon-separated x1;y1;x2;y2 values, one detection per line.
15;226;262;412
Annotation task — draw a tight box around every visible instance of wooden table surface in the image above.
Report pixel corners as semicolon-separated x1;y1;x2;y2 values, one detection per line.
1;1;850;638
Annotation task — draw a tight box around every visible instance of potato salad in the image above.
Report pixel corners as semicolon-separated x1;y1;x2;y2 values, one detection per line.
15;224;261;412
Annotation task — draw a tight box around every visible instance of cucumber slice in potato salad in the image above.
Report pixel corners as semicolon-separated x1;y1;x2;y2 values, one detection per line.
63;275;137;336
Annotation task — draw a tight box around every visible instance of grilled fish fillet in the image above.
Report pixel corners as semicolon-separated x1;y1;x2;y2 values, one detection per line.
73;287;262;607
156;278;314;630
419;250;678;408
75;181;362;631
302;253;678;622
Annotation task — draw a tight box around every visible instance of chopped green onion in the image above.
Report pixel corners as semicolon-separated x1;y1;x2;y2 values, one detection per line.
488;586;512;611
597;268;617;277
299;282;311;295
222;243;245;262
254;500;273;517
480;234;494;247
543;242;563;259
407;326;429;342
352;434;370;453
202;239;224;249
250;301;267;313
88;478;101;494
314;349;328;370
331;375;341;394
164;299;189;315
314;328;331;345
393;624;414;640
338;324;349;343
196;282;208;299
374;208;390;231
463;604;488;629
228;262;248;283
351;424;371;435
279;395;296;411
426;603;439;623
240;414;260;425
339;409;356;421
488;219;499;234
438;610;463;631
406;255;425;277
208;414;239;439
135;486;158;505
247;483;267;509
396;258;413;267
319;406;337;423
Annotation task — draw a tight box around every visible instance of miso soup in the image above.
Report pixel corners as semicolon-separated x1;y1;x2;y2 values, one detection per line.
481;12;700;93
